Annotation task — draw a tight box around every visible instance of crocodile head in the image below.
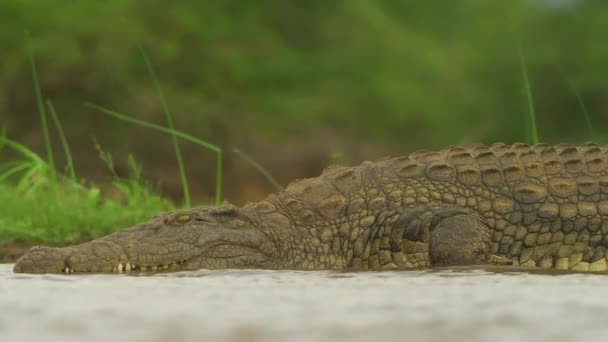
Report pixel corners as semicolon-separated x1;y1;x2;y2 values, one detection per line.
13;204;278;274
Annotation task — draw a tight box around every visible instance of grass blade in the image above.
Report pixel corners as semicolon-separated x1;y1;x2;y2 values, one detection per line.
518;44;539;145
16;163;47;197
215;150;223;205
86;102;224;205
47;99;77;181
26;31;56;191
0;135;45;164
234;148;282;191
555;66;597;139
85;103;221;152
574;91;595;139
0;126;6;153
0;163;33;183
0;160;24;173
92;136;118;178
138;45;190;207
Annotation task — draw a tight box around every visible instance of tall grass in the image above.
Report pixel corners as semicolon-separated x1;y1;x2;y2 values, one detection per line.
83;47;232;206
85;103;286;203
26;31;56;199
85;103;224;205
0;36;175;245
138;45;191;207
0;131;174;244
0;136;46;189
46;100;76;182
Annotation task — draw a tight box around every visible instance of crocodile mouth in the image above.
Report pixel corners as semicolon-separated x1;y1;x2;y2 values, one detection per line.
13;244;268;274
62;245;267;274
61;260;189;274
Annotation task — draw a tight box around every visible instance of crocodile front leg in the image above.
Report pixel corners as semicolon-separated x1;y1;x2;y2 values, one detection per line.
396;206;507;267
428;211;494;266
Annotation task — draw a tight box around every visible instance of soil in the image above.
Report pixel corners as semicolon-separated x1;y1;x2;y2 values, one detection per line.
0;242;36;263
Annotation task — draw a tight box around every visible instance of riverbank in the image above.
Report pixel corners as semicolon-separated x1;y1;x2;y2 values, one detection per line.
0;242;37;263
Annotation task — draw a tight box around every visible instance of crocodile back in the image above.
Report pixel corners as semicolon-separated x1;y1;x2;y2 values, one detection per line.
374;142;608;269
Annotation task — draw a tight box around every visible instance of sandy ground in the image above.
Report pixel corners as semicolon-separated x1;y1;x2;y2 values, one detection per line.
1;264;608;342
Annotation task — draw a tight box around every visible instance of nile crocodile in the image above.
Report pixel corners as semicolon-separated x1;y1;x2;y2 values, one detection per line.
13;142;608;274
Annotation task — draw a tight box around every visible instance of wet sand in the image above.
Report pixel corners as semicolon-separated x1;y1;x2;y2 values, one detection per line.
1;264;608;342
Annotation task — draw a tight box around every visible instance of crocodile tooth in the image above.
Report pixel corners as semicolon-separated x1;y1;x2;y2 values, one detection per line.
117;263;123;273
140;266;147;272
125;263;132;272
64;267;70;274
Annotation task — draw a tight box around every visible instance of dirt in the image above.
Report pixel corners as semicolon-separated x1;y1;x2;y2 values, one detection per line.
0;242;35;263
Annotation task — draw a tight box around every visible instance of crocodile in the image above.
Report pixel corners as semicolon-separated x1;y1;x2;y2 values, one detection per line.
13;142;608;274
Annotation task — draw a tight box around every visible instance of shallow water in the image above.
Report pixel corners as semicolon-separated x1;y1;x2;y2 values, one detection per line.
1;264;608;342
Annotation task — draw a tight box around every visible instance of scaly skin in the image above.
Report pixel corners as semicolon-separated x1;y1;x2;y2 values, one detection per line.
13;142;608;274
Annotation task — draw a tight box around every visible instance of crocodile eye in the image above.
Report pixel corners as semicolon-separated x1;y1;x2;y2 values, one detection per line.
175;213;192;224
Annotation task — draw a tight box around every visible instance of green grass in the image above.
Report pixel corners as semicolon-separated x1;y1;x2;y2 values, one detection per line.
0;98;281;245
0;43;233;247
0;44;274;246
0;134;175;244
26;30;57;200
0;35;178;246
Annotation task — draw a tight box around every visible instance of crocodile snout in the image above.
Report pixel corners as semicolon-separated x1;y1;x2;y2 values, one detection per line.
13;246;66;273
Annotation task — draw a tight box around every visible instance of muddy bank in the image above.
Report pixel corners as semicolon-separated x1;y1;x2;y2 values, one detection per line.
1;242;40;262
1;241;104;263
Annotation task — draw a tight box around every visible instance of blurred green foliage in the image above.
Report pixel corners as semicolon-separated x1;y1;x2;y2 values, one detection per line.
0;0;607;203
